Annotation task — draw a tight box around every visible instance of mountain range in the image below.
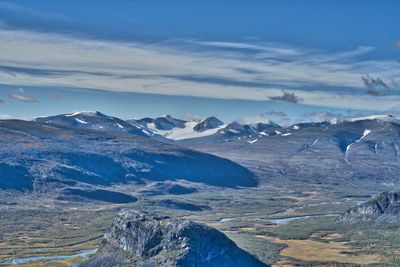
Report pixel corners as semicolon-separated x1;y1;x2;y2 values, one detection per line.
2;111;400;202
34;111;286;141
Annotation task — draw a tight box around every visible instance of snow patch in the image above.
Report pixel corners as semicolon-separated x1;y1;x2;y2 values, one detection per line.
361;129;371;138
145;121;226;140
66;111;96;117
311;139;319;146
344;129;371;163
248;139;258;144
281;133;291;136
228;129;240;134
293;125;299;130
74;118;88;124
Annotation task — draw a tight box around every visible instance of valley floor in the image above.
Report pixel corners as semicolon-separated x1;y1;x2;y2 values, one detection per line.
0;163;399;266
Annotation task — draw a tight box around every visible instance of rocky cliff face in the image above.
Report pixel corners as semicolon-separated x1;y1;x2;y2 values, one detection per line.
339;191;400;223
80;210;268;267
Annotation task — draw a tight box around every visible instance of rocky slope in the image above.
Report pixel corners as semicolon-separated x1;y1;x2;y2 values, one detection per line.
339;191;400;223
177;115;400;187
0;120;257;200
80;210;268;267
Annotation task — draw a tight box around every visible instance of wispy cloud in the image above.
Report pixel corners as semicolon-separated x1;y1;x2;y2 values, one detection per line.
48;90;64;101
7;88;37;102
362;74;390;90
196;41;305;57
361;74;391;96
236;114;273;125
269;91;302;104
0;66;17;77
0;28;399;111
181;112;204;122
0;114;12;119
301;111;347;123
264;111;287;117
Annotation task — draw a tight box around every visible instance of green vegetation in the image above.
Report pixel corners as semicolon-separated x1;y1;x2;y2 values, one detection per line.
0;168;399;266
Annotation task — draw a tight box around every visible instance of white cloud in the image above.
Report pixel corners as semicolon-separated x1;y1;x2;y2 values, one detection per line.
7;88;37;102
0;28;399;111
236;114;273;125
181;112;204;122
0;114;13;119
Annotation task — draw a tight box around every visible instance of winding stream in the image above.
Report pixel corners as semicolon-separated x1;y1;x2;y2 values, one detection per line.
5;248;98;265
265;214;339;224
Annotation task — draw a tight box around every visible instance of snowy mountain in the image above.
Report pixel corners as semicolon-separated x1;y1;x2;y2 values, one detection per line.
177;114;400;187
177;120;283;144
34;111;149;137
128;115;226;140
33;112;284;142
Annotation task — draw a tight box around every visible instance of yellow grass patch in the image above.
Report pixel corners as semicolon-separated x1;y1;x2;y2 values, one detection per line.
322;233;344;240
205;222;222;226
221;230;240;234
257;235;380;265
239;227;255;231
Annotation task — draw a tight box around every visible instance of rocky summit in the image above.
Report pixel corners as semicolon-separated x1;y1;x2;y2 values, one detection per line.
339;191;400;224
80;210;268;267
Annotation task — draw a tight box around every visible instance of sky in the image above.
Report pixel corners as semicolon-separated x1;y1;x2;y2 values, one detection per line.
0;0;399;125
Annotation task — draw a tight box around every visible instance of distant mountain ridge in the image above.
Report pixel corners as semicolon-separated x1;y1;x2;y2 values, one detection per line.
32;111;400;148
35;112;227;141
34;111;288;141
34;111;149;137
176;114;400;190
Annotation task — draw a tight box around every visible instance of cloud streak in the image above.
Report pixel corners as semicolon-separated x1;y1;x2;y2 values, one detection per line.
236;114;273;125
362;74;390;90
8;88;37;102
269;91;302;104
0;28;399;111
0;66;17;77
264;111;287;117
0;114;12;119
361;74;391;96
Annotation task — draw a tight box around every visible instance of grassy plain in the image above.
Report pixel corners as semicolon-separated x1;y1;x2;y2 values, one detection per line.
0;164;400;266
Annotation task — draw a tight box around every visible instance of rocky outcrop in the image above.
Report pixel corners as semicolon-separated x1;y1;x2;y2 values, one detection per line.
338;191;400;223
80;210;268;267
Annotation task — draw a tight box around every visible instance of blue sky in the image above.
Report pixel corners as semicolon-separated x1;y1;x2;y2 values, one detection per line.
0;0;399;124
